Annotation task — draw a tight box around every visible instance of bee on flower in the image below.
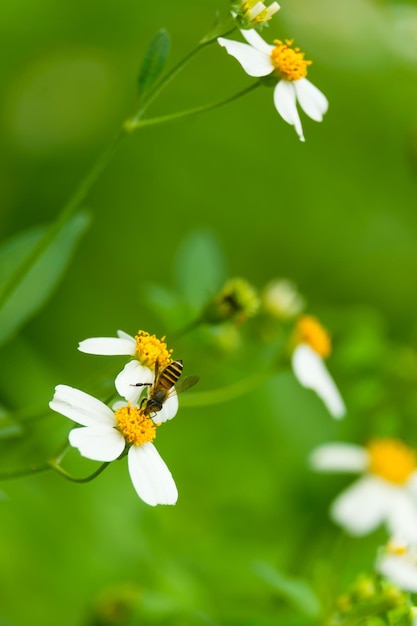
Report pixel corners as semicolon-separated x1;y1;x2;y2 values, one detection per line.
217;30;328;141
78;330;177;419
49;386;178;506
310;439;417;542
291;315;346;419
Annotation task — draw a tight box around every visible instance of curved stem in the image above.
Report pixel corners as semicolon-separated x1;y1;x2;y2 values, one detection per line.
126;82;261;131
180;367;273;408
49;459;110;483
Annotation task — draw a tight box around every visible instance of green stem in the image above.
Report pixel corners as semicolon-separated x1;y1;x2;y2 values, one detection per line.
180;367;272;408
0;130;126;311
129;20;237;125
49;459;110;483
126;82;261;131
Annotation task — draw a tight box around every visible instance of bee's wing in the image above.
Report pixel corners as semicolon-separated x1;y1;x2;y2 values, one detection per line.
174;375;199;395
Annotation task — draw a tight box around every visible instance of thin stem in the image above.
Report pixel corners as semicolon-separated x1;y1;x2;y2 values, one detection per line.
0;130;126;311
129;20;237;125
180;367;272;408
49;459;110;483
127;82;261;131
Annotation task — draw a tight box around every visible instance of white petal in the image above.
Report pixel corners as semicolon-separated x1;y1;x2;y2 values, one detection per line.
115;361;153;404
218;37;273;77
239;29;275;55
78;336;136;356
377;553;417;593
128;443;178;506
293;78;329;122
49;385;116;427
292;344;346;418
310;443;368;473
387;490;417;543
69;426;125;461
330;476;391;535
116;329;135;341
273;80;305;142
152;392;179;424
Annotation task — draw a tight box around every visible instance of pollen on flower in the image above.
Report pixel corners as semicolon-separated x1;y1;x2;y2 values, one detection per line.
115;404;157;447
134;330;173;370
368;439;417;485
270;39;312;81
295;315;332;358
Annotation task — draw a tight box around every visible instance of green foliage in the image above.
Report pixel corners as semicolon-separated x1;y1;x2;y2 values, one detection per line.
0;212;90;348
137;29;171;102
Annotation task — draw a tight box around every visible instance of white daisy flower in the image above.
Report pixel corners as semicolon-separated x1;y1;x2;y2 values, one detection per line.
78;329;175;407
49;384;178;506
310;439;417;541
376;539;417;593
291;315;346;419
217;29;328;141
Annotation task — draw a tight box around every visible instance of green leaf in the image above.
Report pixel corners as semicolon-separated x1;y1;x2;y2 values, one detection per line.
0;211;90;347
253;561;321;619
138;29;170;100
174;230;227;310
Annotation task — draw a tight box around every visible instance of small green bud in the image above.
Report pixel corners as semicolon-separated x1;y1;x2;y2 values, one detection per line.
201;278;259;325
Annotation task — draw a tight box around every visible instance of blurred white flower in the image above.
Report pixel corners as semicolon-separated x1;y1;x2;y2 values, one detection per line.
291;315;346;419
49;384;178;506
262;279;305;320
376;539;417;593
78;329;173;405
217;29;328;141
311;439;417;541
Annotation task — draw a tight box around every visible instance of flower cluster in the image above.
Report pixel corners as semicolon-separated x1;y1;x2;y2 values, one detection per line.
219;6;328;141
50;330;181;506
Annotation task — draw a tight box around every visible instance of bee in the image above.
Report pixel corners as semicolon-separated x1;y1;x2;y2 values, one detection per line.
133;359;199;416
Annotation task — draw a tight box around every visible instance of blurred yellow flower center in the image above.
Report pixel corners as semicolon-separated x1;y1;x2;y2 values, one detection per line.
386;540;408;556
135;330;172;370
270;40;312;81
368;439;417;484
115;404;157;446
295;315;331;358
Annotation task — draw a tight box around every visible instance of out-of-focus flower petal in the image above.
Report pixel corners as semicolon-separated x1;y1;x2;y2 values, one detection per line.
310;443;369;473
377;552;417;593
388;490;417;543
330;476;391;535
292;344;346;418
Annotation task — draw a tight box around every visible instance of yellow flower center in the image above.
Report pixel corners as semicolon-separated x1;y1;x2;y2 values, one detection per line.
367;439;417;484
270;39;312;81
295;315;331;358
386;539;408;556
134;330;172;370
115;404;157;446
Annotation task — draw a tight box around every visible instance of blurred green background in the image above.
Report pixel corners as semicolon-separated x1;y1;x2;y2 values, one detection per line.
1;0;417;624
